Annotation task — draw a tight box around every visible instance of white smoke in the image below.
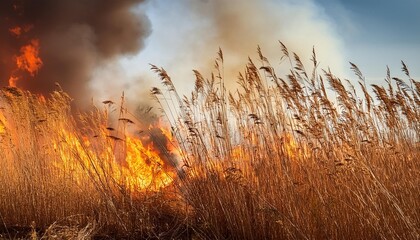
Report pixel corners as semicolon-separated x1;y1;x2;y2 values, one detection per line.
91;0;348;105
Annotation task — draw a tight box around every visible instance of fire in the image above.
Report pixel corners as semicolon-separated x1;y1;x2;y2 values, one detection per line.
9;26;22;37
53;125;176;193
9;25;33;37
7;23;42;87
15;39;43;75
1;88;177;195
124;135;174;190
7;76;19;88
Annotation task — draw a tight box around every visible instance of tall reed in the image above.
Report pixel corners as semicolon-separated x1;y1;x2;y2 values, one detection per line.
152;43;419;239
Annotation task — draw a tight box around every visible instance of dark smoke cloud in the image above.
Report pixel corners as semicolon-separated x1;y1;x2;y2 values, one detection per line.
0;0;151;103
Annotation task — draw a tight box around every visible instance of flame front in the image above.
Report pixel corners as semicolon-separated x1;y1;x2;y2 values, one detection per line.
125;136;174;190
53;127;175;193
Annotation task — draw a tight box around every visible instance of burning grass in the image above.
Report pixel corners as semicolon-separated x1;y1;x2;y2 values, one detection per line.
0;43;419;239
0;87;183;239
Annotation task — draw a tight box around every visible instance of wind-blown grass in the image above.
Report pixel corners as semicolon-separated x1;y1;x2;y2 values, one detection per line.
0;88;184;239
0;42;418;239
152;42;419;239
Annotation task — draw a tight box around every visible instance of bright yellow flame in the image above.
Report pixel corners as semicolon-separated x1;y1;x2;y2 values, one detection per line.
53;128;174;193
124;136;174;190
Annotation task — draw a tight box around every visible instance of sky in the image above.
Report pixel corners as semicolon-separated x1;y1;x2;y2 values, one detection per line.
1;0;419;104
315;0;420;81
50;0;418;103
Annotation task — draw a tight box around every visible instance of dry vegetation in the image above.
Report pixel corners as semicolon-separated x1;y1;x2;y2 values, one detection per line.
0;42;419;239
0;88;184;239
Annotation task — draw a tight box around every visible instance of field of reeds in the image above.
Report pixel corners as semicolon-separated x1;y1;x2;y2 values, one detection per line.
0;42;419;239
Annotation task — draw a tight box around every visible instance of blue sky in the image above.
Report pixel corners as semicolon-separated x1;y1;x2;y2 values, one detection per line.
315;0;420;80
95;0;419;100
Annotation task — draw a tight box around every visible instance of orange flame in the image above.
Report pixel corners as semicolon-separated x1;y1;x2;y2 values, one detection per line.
8;76;19;88
53;125;176;193
9;39;43;87
16;39;43;76
124;135;175;190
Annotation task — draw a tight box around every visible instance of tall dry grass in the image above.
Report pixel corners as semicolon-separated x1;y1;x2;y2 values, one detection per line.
0;88;185;239
0;42;419;239
152;43;419;239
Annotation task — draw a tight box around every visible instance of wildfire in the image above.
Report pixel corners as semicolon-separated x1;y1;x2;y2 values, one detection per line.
1;87;177;195
6;21;42;87
124;135;174;190
53;125;176;193
16;39;43;76
9;39;43;87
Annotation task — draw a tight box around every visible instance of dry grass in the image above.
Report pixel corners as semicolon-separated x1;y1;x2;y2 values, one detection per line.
152;43;419;239
0;88;186;239
0;42;419;239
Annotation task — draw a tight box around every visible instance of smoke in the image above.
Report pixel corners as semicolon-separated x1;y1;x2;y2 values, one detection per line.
1;0;348;110
139;0;347;95
0;0;151;104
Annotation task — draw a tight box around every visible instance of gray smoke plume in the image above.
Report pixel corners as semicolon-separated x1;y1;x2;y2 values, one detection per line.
139;0;347;95
0;0;151;103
